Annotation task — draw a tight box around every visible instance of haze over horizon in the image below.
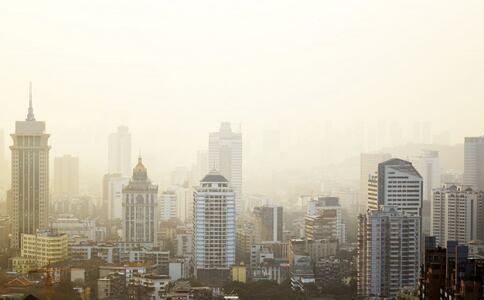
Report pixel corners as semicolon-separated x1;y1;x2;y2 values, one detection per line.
1;0;484;175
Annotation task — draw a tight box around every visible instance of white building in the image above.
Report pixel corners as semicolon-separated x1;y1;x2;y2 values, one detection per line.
368;158;423;217
122;157;158;247
10;84;50;249
193;170;236;281
108;126;132;177
160;191;177;221
357;206;421;299
209;122;243;213
128;274;171;300
102;173;129;220
431;184;484;246
50;215;97;241
464;136;484;191
413;150;440;235
359;153;391;214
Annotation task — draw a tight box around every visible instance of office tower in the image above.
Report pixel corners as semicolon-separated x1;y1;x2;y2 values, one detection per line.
192;150;208;185
464;136;484;191
102;173;129;220
357;206;421;299
367;158;423;217
108;126;132;177
10;85;50;249
193;170;235;281
160;190;177;221
359;153;391;214
53;154;79;201
208;122;243;213
431;184;484;246
305;196;345;243
172;184;193;223
122;157;158;246
253;205;283;242
413;150;440;235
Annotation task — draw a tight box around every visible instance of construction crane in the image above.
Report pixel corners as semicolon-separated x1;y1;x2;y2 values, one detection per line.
28;260;55;300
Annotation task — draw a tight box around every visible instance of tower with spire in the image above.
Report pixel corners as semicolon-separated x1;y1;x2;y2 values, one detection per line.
10;82;50;249
122;156;159;247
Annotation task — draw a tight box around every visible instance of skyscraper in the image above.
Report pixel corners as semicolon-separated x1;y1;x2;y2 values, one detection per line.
209;122;242;213
253;205;283;242
102;173;129;220
53;154;79;201
368;158;423;217
357;206;421;298
193;170;235;281
431;184;484;246
464;136;484;191
10;83;50;249
108;126;132;177
359;153;391;214
413;150;440;235
122;157;158;246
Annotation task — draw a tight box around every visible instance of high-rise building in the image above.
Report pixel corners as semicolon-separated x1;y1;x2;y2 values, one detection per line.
122;157;158;246
359;153;391;214
10;84;50;249
193;170;235;281
357;206;421;299
413;150;440;235
108;126;132;177
368;158;423;217
464;136;484;191
431;184;484;246
253;205;283;242
53;154;79;201
305;196;345;244
102;173;129;220
209;122;242;213
160;190;177;221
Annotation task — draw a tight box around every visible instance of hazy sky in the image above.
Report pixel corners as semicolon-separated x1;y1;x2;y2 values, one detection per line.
1;1;484;173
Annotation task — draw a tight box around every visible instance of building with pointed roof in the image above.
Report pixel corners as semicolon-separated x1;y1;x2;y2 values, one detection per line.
10;83;50;249
122;157;159;247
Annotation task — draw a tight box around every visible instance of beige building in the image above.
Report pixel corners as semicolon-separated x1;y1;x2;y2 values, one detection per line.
10;85;50;249
11;229;68;273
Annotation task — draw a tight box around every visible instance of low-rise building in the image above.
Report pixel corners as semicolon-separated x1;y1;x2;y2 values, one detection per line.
10;229;68;273
127;274;171;300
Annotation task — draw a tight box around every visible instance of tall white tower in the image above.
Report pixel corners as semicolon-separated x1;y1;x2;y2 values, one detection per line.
10;83;50;249
208;122;242;213
108;126;132;177
193;170;236;281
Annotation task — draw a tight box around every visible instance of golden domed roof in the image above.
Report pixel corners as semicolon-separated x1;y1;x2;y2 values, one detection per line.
132;156;148;181
134;157;146;172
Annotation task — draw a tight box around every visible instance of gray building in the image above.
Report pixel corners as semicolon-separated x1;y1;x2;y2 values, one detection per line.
122;157;158;247
253;205;283;242
10;84;50;249
464;136;484;191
